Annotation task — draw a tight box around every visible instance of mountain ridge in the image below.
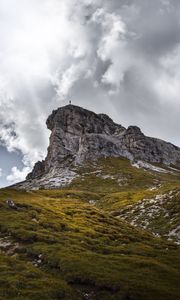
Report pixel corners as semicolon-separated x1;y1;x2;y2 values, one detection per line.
13;104;180;189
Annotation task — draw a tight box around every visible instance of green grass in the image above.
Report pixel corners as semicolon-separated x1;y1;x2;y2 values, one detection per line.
69;157;157;192
69;157;180;193
113;188;180;243
1;157;180;299
0;185;180;300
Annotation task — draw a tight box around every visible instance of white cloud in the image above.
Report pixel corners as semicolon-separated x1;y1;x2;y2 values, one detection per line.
53;61;89;97
92;8;131;90
0;0;95;172
153;44;180;103
0;168;2;177
6;166;30;184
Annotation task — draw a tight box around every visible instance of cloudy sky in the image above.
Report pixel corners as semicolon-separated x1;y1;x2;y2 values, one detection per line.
0;0;180;187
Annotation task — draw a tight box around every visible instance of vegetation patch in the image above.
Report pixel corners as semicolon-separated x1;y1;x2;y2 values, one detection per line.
0;181;180;299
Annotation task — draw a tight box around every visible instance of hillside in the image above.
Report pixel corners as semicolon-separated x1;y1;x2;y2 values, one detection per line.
1;157;180;299
0;184;180;300
1;105;180;299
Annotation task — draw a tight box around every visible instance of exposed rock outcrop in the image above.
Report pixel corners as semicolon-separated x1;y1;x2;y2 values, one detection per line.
13;104;180;189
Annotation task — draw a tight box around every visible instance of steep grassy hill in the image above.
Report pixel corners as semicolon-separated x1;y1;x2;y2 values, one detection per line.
0;158;180;300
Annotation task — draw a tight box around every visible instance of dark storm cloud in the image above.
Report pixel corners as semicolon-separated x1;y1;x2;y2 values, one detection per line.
0;0;180;185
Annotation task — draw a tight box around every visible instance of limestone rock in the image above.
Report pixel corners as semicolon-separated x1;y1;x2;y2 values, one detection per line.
6;199;17;209
27;105;128;179
26;161;45;180
13;104;180;188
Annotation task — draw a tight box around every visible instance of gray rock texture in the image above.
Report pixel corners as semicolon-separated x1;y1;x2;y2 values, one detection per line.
13;104;180;189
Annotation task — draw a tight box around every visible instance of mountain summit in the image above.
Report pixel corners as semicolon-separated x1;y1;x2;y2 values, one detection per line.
14;104;180;189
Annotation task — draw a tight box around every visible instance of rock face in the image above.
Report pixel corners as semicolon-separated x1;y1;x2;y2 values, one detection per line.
27;105;127;180
14;104;180;189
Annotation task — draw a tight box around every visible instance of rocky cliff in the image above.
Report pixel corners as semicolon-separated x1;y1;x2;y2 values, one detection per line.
14;104;180;189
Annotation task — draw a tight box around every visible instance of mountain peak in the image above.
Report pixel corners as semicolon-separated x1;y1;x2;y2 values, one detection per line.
12;104;180;189
46;104;122;134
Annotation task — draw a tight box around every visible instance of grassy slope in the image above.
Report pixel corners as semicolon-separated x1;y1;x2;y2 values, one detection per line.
0;157;180;299
70;158;180;241
70;157;157;193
